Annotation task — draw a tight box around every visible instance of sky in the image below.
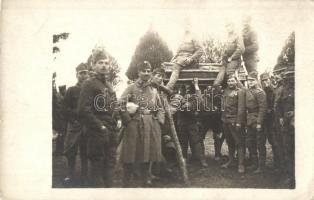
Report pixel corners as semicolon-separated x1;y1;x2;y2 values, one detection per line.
51;7;296;95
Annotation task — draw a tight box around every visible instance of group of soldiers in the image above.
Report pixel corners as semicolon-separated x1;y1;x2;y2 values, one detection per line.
52;16;295;188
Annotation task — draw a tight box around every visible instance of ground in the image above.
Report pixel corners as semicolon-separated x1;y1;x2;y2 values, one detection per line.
52;130;292;188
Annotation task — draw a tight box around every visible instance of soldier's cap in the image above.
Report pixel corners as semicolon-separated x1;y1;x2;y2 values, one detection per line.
227;73;237;80
260;72;270;81
152;67;166;76
92;48;109;64
76;63;88;73
247;71;258;80
138;61;152;72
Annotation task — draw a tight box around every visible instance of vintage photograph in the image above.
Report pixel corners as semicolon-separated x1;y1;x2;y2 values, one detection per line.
51;7;295;189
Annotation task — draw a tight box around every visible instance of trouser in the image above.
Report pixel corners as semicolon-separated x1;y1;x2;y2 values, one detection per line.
166;63;181;90
87;130;117;187
246;123;266;168
55;131;65;155
223;122;245;165
264;117;280;168
214;59;241;86
282;123;295;180
273;116;285;170
178;123;205;162
123;163;150;187
213;129;225;158
243;58;258;74
64;134;88;179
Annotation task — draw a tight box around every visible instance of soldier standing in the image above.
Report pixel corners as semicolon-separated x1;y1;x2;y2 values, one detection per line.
242;16;259;74
63;63;89;186
260;72;280;170
276;66;295;187
214;21;245;87
173;79;208;168
245;72;267;173
78;50;118;187
220;75;246;173
119;61;164;187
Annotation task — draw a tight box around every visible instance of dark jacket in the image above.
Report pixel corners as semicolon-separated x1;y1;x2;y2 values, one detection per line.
78;77;117;132
63;83;82;123
222;87;246;125
245;87;267;125
223;32;245;62
242;27;259;61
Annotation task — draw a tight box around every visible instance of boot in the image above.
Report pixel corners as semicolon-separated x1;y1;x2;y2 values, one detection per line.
247;156;258;170
221;157;236;168
80;156;88;186
122;164;133;188
64;156;76;186
253;159;265;174
237;147;245;174
165;63;181;90
140;163;152;187
90;159;104;187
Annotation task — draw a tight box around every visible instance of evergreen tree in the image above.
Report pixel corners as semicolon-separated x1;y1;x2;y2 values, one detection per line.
274;32;295;71
201;36;225;63
126;29;173;80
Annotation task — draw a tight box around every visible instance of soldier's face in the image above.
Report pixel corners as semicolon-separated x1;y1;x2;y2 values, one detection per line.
262;79;271;88
151;73;164;85
77;70;89;83
139;69;152;81
94;59;110;80
248;79;257;88
227;78;237;89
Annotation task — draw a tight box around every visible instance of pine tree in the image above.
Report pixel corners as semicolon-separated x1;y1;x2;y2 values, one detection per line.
126;29;173;80
274;32;295;71
201;36;225;63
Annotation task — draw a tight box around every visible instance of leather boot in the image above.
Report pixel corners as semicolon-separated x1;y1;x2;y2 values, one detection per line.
140;163;152;187
253;159;265;174
247;156;258;170
237;147;245;174
166;63;181;90
123;164;133;188
90;159;104;187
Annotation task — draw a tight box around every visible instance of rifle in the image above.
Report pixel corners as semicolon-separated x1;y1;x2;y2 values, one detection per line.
162;95;190;185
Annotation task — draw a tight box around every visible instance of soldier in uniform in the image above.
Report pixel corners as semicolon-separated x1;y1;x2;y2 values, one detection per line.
242;16;259;74
214;21;245;87
119;61;164;187
276;66;295;187
78;50;118;187
173;79;208;168
245;72;267;173
260;72;280;170
165;20;203;93
63;63;89;186
220;75;246;173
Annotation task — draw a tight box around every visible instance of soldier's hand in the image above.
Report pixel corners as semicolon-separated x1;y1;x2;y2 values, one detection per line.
279;118;284;127
256;124;262;132
227;57;232;62
117;120;122;129
163;135;171;142
101;125;109;143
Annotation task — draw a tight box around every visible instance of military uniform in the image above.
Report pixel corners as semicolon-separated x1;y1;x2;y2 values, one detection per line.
166;35;203;90
78;77;118;187
174;87;208;167
214;32;245;86
221;86;246;173
63;82;88;183
260;73;280;169
276;71;295;187
242;26;259;73
245;76;267;172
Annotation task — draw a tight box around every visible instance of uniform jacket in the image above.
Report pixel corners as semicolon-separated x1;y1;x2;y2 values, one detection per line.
223;32;245;62
119;79;163;163
172;37;203;67
222;87;246;125
242;27;259;61
276;84;294;119
78;77;117;132
245;87;267;125
273;83;284;115
63;83;85;153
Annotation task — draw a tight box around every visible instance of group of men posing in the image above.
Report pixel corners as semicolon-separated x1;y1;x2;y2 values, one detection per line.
56;16;295;188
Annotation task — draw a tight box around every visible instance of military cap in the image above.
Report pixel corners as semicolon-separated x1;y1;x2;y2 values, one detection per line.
138;61;152;72
152;67;166;76
260;72;270;81
247;71;258;80
76;63;88;73
92;48;109;64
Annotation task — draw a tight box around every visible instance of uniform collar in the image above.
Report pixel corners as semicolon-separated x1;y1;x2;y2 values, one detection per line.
135;79;151;88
